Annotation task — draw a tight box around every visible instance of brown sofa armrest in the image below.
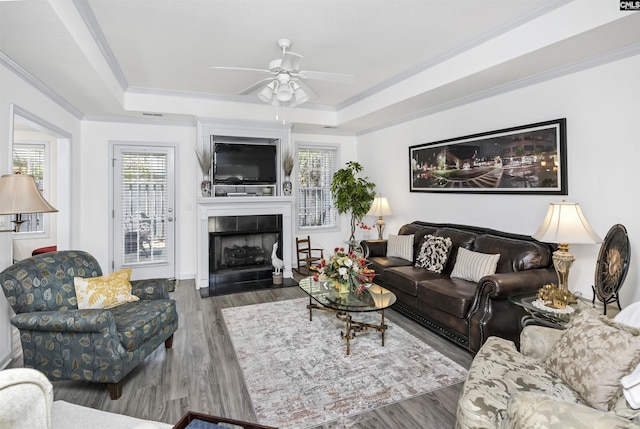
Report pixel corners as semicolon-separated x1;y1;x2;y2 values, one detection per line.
477;268;558;300
467;268;558;353
361;239;387;258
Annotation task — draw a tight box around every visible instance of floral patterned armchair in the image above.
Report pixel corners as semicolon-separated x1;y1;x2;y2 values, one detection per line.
455;305;640;428
0;250;178;400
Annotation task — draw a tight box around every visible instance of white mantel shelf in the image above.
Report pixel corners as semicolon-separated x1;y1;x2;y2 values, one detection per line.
196;196;294;289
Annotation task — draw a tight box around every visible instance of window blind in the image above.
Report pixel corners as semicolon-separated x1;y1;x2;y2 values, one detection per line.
121;152;167;263
13;143;46;233
297;146;337;229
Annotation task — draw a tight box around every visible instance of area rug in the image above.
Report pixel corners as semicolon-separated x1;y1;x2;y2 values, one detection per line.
221;298;468;429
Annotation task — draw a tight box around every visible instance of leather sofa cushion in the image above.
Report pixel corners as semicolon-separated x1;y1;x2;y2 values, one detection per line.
384;266;444;297
368;255;412;279
399;224;438;261
417;277;477;318
434;228;478;274
474;234;552;273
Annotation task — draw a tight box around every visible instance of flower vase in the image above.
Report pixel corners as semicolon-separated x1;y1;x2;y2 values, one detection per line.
201;174;212;197
283;176;292;196
338;281;351;296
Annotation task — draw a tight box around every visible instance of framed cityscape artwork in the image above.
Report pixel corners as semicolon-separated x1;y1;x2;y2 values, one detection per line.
409;118;567;195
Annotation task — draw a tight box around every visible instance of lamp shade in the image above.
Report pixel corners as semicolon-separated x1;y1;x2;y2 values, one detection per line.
275;83;293;101
366;196;393;217
533;201;601;244
257;81;276;103
0;174;58;215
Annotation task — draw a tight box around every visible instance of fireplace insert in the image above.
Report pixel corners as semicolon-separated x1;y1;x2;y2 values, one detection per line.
208;214;282;295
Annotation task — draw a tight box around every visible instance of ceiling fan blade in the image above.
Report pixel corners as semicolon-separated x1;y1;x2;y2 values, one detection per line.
238;78;274;95
280;52;303;71
298;70;354;84
211;66;272;75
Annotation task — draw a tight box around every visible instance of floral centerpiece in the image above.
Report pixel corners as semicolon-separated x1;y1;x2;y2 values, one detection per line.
311;247;376;295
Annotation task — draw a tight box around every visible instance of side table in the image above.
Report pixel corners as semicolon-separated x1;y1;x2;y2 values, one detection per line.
509;293;587;329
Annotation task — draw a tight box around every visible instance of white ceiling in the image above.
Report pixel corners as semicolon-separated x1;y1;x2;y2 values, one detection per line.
1;0;639;134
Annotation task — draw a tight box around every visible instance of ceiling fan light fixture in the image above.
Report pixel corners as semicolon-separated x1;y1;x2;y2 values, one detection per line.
292;82;310;105
275;82;293;102
257;81;276;103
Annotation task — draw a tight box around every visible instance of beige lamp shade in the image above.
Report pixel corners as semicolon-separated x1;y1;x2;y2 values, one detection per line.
0;174;58;215
533;200;601;294
366;196;393;217
366;195;393;240
533;201;601;245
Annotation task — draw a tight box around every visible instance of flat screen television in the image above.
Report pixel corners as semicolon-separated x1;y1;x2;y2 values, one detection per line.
213;143;277;185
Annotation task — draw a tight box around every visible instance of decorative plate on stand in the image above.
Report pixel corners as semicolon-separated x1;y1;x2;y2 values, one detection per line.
592;224;630;314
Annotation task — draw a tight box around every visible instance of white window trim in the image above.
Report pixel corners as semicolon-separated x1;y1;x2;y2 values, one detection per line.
295;142;340;234
12;140;51;239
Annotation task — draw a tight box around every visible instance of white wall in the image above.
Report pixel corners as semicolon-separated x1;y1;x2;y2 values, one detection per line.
357;54;640;304
291;132;364;257
12;128;59;261
80;120;197;278
0;62;82;367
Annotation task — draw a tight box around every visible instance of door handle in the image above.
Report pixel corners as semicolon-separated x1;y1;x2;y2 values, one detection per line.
167;217;174;222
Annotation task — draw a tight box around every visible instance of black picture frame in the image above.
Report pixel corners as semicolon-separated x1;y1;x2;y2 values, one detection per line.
409;118;567;194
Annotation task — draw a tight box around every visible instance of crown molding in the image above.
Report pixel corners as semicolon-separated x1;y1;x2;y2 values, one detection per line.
0;50;84;119
82;113;196;127
337;0;572;111
355;41;640;136
73;0;128;91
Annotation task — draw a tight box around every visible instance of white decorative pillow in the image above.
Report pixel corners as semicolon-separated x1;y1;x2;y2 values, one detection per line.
450;247;500;282
74;268;139;309
415;235;452;273
386;234;414;261
614;301;640;329
544;310;640;411
621;363;640;409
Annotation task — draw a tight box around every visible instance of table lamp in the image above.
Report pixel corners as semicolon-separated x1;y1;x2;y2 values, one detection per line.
366;194;392;240
532;200;601;293
0;173;58;232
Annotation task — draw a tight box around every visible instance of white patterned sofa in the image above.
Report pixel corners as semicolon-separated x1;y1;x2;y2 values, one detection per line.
455;305;640;428
0;367;171;429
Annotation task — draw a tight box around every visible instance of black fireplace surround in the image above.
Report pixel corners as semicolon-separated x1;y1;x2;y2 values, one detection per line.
206;214;284;296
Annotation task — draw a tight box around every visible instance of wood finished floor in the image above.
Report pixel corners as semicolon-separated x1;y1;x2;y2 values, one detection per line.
8;279;473;428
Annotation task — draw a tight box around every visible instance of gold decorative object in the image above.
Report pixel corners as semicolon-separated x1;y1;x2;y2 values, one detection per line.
536;283;577;309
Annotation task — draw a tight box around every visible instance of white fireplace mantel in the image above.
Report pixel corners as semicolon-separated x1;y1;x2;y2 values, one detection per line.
196;196;294;289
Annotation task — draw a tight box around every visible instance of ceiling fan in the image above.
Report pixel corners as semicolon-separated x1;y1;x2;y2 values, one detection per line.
211;39;354;107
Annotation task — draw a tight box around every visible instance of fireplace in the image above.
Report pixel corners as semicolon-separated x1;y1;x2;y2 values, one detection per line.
208;214;282;292
196;196;293;290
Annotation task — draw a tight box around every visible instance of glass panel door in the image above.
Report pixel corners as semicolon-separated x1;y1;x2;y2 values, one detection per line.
113;144;175;280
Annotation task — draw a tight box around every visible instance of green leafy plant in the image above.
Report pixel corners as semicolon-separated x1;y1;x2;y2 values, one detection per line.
331;161;376;241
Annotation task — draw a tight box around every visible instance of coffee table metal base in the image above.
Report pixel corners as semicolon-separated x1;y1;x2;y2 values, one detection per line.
307;297;388;355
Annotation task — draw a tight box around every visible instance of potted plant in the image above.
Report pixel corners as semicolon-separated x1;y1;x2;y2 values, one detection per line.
282;150;295;196
196;145;213;197
330;161;376;242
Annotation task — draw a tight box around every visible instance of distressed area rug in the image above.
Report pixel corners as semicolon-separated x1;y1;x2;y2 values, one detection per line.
221;298;468;429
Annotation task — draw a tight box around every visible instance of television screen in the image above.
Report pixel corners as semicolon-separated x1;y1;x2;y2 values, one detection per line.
214;143;277;184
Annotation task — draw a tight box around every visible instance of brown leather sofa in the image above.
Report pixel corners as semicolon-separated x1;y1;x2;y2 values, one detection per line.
362;221;558;353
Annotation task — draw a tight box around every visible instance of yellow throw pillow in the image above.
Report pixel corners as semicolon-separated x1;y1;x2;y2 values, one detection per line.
74;268;140;309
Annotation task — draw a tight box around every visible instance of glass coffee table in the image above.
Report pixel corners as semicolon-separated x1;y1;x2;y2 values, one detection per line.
298;277;397;355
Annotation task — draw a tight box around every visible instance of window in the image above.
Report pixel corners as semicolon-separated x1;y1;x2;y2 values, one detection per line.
13;143;47;233
297;144;338;230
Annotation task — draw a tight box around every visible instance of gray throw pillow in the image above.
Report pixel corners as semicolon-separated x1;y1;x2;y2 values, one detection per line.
544;310;640;411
